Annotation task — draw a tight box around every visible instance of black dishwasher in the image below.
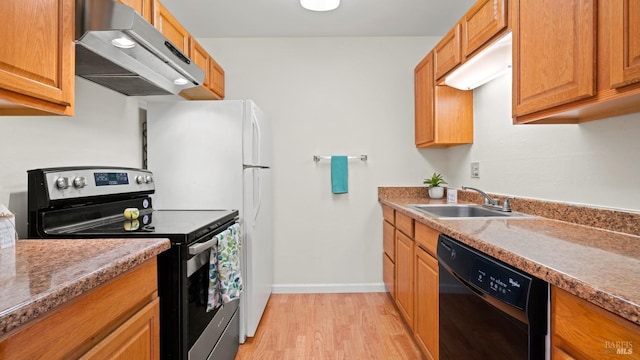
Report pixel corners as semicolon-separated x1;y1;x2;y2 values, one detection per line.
437;234;548;360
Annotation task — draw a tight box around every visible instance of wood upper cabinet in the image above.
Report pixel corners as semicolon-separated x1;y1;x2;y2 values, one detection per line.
415;52;436;145
610;0;640;89
0;0;74;116
116;0;152;22
414;223;439;360
434;24;462;80
209;57;225;99
191;38;211;90
395;229;415;330
462;0;508;58
512;0;640;123
153;0;190;56
513;0;596;117
180;38;225;100
415;52;473;148
552;286;640;359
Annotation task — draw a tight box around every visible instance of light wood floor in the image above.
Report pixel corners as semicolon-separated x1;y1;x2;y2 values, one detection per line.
235;293;425;360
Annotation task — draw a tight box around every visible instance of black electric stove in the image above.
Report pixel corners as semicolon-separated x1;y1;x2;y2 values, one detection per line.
27;167;241;360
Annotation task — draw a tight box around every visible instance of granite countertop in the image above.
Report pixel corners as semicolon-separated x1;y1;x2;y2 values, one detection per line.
0;238;171;337
380;193;640;326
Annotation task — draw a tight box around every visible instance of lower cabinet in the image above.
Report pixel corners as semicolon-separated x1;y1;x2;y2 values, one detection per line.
415;246;438;360
382;205;396;298
0;259;160;360
382;221;395;298
396;229;415;329
414;222;439;360
552;286;640;359
381;207;440;360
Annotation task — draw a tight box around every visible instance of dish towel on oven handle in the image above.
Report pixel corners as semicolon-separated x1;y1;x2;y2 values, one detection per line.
207;223;243;311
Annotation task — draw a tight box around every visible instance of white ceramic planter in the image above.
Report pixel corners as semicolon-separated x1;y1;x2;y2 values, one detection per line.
428;186;444;199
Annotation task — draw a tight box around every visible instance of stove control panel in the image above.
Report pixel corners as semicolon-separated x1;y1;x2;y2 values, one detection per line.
42;168;155;200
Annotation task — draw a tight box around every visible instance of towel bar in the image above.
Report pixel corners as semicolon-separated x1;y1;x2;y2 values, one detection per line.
313;155;368;162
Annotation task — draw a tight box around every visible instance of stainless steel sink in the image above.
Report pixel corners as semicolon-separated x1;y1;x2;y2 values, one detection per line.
408;204;533;219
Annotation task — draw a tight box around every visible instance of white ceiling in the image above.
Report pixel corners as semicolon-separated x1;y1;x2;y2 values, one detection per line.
159;0;477;38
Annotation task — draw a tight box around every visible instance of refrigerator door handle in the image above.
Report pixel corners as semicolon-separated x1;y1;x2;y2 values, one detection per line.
252;110;262;165
253;169;262;226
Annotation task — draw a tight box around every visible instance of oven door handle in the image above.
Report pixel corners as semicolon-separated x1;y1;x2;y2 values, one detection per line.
189;236;217;255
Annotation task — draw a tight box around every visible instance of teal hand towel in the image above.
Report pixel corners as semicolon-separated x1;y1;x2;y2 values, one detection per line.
331;156;348;194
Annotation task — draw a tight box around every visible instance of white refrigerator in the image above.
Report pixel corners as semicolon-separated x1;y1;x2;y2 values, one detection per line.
145;100;273;342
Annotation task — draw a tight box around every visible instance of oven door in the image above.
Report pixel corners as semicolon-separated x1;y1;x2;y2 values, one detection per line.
186;224;240;360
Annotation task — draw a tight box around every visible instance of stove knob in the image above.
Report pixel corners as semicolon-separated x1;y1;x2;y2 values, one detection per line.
55;177;69;190
145;175;152;183
73;177;86;188
136;175;145;184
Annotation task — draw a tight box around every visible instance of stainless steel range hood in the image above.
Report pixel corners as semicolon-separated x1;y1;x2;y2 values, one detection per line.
75;0;204;96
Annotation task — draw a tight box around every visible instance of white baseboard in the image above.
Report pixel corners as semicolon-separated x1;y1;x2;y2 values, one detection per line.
272;283;386;294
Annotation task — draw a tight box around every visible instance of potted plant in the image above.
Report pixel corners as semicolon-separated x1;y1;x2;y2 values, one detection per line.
423;172;447;199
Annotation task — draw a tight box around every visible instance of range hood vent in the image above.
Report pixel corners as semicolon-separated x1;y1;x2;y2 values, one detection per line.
75;0;204;96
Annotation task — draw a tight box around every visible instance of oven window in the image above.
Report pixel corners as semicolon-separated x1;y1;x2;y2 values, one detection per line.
439;264;528;359
187;250;220;349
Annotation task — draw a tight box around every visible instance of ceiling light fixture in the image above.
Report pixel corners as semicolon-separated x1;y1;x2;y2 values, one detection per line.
300;0;340;11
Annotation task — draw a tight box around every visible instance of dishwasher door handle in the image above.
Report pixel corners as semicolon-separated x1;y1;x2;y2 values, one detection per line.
450;269;485;298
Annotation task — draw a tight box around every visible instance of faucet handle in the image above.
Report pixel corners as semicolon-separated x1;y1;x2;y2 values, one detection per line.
502;197;515;212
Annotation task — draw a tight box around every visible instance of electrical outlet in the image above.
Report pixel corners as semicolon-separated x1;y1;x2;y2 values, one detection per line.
471;162;480;178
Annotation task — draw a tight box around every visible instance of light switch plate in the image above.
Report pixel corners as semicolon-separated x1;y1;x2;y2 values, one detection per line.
471;162;480;178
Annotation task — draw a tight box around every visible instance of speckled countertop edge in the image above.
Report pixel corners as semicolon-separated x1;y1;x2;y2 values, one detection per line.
379;192;640;326
0;238;170;337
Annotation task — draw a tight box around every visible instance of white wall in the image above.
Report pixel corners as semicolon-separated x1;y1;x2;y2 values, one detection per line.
5;35;634;291
0;78;143;236
447;72;640;212
200;37;447;291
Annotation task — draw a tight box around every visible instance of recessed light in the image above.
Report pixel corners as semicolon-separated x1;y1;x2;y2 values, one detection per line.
173;78;189;85
111;37;136;49
300;0;340;11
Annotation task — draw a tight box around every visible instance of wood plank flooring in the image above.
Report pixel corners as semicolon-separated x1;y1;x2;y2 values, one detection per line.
235;293;425;360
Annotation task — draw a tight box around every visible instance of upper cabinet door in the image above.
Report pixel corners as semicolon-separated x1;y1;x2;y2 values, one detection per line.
415;52;435;146
209;57;225;99
512;0;596;117
153;0;190;56
434;24;462;80
462;0;507;58
0;0;74;115
115;0;152;22
190;38;210;89
610;0;640;89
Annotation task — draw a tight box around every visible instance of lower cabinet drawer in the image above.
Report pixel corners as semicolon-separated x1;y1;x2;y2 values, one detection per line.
383;253;395;298
383;220;395;259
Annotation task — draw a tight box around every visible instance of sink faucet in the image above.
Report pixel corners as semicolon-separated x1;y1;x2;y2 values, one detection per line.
461;186;498;206
461;186;515;212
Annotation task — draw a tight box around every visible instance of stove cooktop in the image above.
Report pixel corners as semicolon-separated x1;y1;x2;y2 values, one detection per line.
46;209;238;244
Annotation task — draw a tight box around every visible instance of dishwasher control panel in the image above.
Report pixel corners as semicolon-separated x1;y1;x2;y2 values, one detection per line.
470;258;531;310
